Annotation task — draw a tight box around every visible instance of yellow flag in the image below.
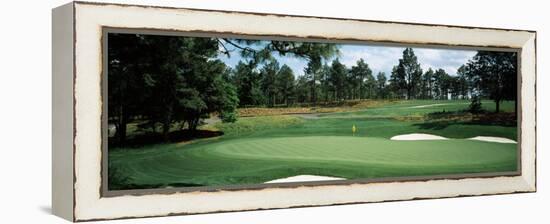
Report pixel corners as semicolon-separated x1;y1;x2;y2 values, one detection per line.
352;125;357;133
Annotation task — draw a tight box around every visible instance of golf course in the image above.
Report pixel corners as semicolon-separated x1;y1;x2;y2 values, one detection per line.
107;34;519;190
108;100;518;190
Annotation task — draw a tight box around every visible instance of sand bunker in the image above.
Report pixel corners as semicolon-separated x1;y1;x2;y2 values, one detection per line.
408;103;448;109
408;102;469;109
390;133;448;141
391;133;516;143
468;136;517;144
265;175;345;184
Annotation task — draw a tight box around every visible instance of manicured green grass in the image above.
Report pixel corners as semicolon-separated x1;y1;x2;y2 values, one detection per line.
109;100;518;189
110;136;516;188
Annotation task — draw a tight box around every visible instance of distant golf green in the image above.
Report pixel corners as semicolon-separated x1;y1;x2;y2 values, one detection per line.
109;100;518;189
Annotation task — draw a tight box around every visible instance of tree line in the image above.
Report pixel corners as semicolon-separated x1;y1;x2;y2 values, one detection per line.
108;33;517;144
231;47;517;112
108;34;336;144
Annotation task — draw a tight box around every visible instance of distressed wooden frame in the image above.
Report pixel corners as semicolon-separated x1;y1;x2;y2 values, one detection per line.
52;1;536;222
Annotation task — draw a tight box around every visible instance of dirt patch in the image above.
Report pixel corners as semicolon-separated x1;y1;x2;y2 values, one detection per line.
238;100;395;117
238;107;318;117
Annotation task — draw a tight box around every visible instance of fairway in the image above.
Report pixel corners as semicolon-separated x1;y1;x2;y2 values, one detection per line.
109;100;518;190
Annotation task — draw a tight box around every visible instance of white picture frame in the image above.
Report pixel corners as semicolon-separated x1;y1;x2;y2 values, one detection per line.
52;1;536;221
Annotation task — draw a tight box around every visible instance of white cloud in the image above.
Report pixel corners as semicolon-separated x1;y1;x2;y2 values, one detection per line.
339;45;403;75
340;45;476;76
415;48;476;75
218;40;478;78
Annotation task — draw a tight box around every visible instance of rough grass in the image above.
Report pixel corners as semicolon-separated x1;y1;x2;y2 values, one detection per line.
208;115;304;136
237;99;395;117
320;100;514;118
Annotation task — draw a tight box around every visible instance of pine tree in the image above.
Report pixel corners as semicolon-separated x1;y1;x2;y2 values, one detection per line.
276;65;295;106
376;72;388;99
394;48;423;99
350;59;373;99
463;51;517;113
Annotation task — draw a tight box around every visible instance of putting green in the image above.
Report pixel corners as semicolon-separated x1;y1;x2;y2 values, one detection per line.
209;136;515;166
110;136;517;189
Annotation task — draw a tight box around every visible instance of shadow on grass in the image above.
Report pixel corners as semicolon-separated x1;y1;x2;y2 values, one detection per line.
414;121;452;130
414;111;517;130
109;182;206;191
109;129;224;148
108;160;206;190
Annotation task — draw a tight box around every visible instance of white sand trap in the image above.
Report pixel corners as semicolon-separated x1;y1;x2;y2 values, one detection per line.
391;133;448;141
469;136;517;144
264;175;345;184
408;102;468;109
408;103;448;109
391;133;516;143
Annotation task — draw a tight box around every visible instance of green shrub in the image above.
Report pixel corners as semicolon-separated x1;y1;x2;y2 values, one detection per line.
469;95;483;114
220;110;238;123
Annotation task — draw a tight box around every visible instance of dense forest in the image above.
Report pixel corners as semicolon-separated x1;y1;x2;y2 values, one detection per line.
108;33;517;145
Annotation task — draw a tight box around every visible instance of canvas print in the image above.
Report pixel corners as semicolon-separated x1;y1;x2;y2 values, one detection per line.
106;32;518;191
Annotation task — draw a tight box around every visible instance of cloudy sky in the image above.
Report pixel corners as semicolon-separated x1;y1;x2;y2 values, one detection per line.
217;40;477;77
